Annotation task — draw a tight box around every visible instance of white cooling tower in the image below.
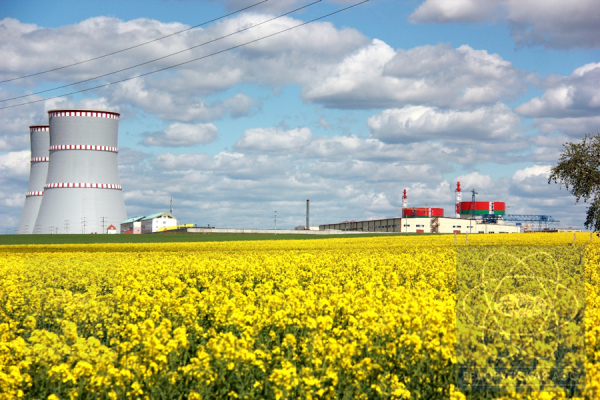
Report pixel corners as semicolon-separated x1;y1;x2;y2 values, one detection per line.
17;125;50;234
34;109;127;234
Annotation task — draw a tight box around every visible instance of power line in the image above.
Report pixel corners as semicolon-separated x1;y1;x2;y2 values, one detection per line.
0;1;368;110
0;0;268;84
0;0;321;103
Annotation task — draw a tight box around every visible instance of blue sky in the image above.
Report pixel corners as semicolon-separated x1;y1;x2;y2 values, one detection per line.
1;0;600;231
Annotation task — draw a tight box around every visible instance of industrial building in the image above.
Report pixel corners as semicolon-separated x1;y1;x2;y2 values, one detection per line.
17;126;50;234
140;212;178;233
121;216;144;234
319;184;521;234
319;216;520;234
18;109;128;234
120;213;179;234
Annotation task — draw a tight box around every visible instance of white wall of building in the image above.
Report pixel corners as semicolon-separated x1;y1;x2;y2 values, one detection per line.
141;213;178;233
320;217;521;234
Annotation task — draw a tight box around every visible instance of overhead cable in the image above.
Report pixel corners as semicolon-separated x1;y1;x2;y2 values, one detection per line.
0;0;268;84
0;0;368;110
0;0;321;103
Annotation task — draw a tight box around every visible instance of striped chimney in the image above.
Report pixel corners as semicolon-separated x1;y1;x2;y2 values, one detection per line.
455;181;462;218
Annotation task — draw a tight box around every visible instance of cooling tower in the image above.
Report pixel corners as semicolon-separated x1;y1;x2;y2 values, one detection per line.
17;125;50;234
34;110;127;234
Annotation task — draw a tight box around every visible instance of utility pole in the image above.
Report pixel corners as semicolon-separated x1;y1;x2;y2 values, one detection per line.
64;220;69;234
81;217;87;234
274;211;277;234
100;217;107;234
471;189;477;234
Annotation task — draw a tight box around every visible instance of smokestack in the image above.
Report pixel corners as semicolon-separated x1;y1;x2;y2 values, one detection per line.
455;181;462;218
17;125;50;234
34;109;127;233
402;189;407;209
306;199;310;229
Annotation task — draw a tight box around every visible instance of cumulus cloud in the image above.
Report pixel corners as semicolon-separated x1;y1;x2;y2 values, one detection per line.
514;62;600;141
409;0;600;49
0;14;367;99
116;147;589;229
111;80;259;122
235;127;312;152
142;122;218;147
516;62;600;118
303;41;526;109
0;151;30;180
367;104;522;144
512;165;551;182
409;0;499;23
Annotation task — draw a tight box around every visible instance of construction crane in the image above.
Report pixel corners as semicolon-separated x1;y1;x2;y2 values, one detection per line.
479;214;560;231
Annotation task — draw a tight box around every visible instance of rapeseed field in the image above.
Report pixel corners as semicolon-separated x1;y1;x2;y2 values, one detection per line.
0;233;598;399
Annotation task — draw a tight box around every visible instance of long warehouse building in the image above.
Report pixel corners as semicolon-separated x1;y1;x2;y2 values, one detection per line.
319;184;520;234
319;216;520;234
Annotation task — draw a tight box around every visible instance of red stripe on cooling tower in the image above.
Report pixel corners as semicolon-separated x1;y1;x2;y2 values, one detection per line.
48;110;120;119
44;183;122;190
25;191;44;197
29;126;49;132
49;145;118;153
30;157;49;163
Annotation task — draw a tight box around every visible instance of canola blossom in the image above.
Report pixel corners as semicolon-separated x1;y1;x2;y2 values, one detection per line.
0;233;598;399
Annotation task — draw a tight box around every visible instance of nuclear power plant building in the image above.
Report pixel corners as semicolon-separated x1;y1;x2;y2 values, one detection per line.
33;109;127;234
17;125;50;234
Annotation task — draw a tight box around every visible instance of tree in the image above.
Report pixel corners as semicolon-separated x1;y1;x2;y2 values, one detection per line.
549;133;600;233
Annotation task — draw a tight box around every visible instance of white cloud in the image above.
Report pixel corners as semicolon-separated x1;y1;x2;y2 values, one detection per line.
0;14;366;126
512;165;551;181
111;80;259;122
0;151;30;179
318;116;332;129
409;0;600;49
142;122;218;147
516;63;600;118
454;172;495;192
533;116;600;138
515;62;600;140
303;42;526;109
235;127;312;152
0;14;367;94
409;0;499;23
367;104;522;144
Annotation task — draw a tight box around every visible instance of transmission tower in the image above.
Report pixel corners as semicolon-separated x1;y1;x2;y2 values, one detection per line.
64;220;70;234
100;217;107;234
81;217;87;234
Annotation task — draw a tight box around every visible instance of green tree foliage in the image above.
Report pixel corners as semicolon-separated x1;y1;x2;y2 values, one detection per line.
549;133;600;233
